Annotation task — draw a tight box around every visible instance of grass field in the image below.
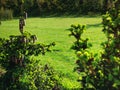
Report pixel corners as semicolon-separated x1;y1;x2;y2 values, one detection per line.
0;16;106;89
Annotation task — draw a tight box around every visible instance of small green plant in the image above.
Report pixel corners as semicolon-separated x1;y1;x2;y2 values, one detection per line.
68;24;91;52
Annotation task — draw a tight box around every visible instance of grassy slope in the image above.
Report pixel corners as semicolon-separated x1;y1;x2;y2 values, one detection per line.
0;16;106;89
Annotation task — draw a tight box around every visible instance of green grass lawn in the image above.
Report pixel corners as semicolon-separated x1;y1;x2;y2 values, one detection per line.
0;16;106;89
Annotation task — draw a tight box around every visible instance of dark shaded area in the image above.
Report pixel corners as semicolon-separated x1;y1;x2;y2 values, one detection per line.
87;23;102;29
0;0;109;18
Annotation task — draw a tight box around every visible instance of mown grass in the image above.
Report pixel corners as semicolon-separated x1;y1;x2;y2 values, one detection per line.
0;16;106;89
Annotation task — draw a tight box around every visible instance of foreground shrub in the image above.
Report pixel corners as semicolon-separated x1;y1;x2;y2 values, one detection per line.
0;32;61;90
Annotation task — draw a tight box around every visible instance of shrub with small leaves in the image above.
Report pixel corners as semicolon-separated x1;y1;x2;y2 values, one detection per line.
68;24;91;52
68;24;99;89
100;0;120;89
0;31;62;90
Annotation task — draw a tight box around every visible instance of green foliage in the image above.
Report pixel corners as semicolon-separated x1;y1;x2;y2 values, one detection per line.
0;31;55;68
0;65;6;77
0;31;61;90
68;24;99;89
82;0;103;14
75;50;100;89
0;0;107;17
68;24;91;51
69;0;120;89
100;0;120;89
0;7;13;20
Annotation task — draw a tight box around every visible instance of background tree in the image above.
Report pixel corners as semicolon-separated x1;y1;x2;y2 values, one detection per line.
0;0;112;17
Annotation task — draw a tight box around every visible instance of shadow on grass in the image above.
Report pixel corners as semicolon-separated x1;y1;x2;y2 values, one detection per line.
86;23;102;29
37;12;102;18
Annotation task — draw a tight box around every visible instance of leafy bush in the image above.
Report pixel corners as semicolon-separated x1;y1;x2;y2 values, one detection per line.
0;31;61;90
68;24;91;52
100;0;120;89
68;24;97;89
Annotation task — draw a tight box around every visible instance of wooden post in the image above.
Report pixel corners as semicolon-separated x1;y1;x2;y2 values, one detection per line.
19;17;25;34
24;11;27;19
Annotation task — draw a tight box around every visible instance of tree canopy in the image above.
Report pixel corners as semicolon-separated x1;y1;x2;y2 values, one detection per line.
0;0;112;17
